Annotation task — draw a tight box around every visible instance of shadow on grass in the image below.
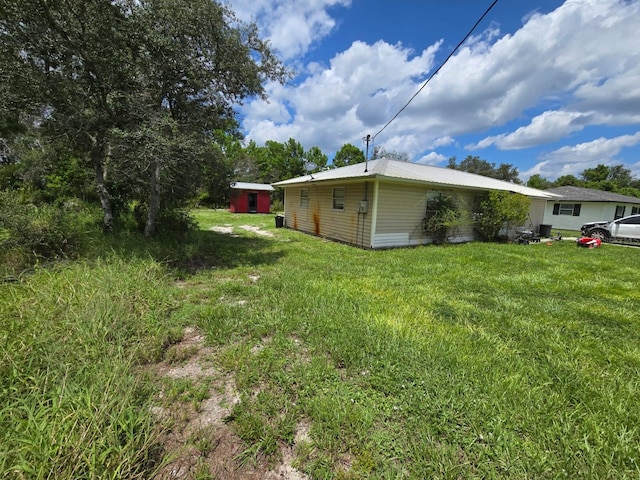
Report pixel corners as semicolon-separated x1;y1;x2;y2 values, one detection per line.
88;226;286;276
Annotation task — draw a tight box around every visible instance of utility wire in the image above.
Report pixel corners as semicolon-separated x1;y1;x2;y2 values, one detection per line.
372;0;499;142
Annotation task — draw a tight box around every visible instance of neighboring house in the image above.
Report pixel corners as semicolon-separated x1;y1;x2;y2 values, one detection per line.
229;182;274;214
543;186;640;231
272;158;558;249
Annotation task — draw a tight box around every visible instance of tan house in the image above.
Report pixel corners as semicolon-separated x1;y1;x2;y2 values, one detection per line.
272;158;558;248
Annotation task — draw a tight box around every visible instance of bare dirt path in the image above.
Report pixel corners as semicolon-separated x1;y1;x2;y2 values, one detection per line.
150;327;309;480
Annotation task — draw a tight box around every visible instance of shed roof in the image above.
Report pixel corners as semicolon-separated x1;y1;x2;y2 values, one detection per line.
544;186;640;204
230;182;274;192
273;158;558;199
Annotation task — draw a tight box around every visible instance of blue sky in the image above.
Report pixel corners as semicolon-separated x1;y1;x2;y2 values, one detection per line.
228;0;640;181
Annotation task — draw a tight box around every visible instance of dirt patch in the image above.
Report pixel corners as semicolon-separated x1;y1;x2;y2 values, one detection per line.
210;224;274;237
212;225;236;235
150;327;310;480
239;225;274;237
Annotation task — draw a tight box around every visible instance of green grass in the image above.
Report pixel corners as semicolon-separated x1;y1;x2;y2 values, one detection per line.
2;209;639;478
0;257;183;478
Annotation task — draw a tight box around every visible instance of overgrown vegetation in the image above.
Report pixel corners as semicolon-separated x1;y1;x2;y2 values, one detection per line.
0;256;182;478
475;191;531;241
1;0;290;234
423;192;465;244
0;192;91;275
2;210;639;479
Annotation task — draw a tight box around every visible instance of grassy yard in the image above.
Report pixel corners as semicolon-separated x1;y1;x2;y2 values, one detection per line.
2;209;639;479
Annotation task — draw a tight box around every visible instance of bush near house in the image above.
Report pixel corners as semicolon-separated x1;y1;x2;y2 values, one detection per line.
476;190;531;241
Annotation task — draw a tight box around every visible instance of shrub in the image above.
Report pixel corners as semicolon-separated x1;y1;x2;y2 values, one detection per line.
0;192;85;271
475;191;530;241
423;193;464;244
271;198;284;213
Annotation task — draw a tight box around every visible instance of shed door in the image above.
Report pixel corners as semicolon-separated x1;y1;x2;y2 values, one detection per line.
248;192;258;213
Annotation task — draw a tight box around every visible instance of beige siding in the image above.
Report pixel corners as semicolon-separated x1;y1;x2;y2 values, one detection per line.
528;198;547;231
283;182;373;247
374;183;427;247
373;183;478;248
285;180;550;248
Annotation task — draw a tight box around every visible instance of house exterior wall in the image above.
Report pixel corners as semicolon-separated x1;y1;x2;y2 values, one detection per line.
283;180;552;248
372;182;426;248
229;191;246;213
543;201;640;231
528;198;547;230
283;182;373;247
372;182;479;248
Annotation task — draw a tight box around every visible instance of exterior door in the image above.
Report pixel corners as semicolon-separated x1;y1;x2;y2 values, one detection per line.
248;192;258;213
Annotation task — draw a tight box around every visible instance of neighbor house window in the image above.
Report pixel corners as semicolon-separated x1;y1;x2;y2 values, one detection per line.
300;188;309;207
632;206;640;215
333;187;345;210
614;205;626;219
552;203;581;216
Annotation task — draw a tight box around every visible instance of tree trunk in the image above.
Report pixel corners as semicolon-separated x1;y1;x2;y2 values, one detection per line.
90;136;114;232
144;158;161;237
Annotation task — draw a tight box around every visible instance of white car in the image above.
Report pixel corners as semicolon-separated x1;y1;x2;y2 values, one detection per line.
582;214;640;243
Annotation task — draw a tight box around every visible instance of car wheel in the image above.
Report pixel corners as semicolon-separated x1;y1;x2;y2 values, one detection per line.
590;229;609;242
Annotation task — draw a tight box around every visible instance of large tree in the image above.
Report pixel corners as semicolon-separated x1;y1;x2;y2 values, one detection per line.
333;143;365;167
244;138;306;184
0;0;289;234
553;174;582;187
526;174;551;190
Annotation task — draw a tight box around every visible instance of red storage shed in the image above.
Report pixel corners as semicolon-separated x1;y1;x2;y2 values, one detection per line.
229;182;274;213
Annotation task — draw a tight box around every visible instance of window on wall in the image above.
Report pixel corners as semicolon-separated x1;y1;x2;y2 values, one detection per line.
632;206;640;215
332;187;345;210
300;188;309;207
552;203;581;216
614;205;626;219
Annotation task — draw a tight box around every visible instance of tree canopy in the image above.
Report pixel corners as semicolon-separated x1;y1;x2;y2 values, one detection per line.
333;143;365;167
526;164;640;197
448;156;521;184
0;0;289;234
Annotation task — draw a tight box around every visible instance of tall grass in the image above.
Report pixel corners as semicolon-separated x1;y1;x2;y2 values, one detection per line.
2;209;639;479
187;210;640;479
0;257;181;478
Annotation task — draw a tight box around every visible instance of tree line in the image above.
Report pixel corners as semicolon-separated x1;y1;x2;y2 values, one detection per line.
448;156;640;198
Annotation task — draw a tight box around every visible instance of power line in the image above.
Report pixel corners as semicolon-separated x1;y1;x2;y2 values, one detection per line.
372;0;499;142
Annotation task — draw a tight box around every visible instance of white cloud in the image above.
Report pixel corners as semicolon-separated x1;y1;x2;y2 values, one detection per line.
228;0;351;60
468;110;594;150
416;152;448;165
234;0;640;167
240;39;439;154
401;0;640;135
432;136;455;148
522;131;640;179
